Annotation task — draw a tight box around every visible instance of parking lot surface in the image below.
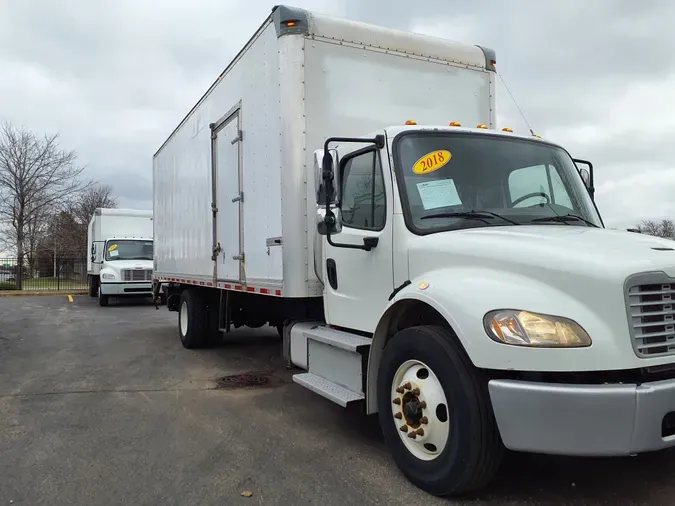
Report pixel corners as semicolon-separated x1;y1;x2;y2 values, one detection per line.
0;295;674;505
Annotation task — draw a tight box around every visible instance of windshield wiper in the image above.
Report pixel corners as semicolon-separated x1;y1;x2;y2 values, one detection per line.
530;214;599;227
420;210;521;225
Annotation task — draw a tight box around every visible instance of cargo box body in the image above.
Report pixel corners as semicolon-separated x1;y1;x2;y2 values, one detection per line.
153;5;496;298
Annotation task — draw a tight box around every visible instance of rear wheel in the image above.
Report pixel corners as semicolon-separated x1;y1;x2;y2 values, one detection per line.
377;325;503;496
178;289;208;349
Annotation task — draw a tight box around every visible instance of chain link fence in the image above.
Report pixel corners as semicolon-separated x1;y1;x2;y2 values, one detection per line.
0;256;88;291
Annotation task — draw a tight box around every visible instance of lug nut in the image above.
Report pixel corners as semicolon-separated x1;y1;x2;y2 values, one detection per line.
394;412;402;419
403;382;412;390
407;432;417;439
412;388;420;396
396;387;405;394
421;416;428;424
392;398;401;405
416;428;425;436
420;401;427;409
400;425;408;432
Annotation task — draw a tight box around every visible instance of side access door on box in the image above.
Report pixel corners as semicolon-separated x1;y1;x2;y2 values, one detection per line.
210;103;244;282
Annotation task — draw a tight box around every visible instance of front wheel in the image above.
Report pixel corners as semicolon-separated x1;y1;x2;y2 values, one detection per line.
98;286;109;307
89;275;98;298
377;325;503;496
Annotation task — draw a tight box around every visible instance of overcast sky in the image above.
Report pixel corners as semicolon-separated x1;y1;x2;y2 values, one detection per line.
0;0;672;229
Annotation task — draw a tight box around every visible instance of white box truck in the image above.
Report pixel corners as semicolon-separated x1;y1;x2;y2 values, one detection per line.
87;208;155;306
153;5;675;496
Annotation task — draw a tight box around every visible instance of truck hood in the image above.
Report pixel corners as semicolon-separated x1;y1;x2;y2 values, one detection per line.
102;259;153;270
408;226;675;283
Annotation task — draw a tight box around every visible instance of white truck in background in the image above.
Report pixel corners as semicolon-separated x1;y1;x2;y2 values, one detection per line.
87;208;155;307
153;5;675;496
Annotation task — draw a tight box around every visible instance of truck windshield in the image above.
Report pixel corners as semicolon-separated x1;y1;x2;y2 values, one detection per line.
393;132;602;233
105;240;154;261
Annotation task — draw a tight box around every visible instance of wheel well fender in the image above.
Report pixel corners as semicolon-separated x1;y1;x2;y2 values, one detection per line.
365;296;462;414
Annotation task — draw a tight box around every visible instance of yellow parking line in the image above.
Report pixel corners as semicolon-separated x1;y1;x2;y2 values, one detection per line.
67;295;73;303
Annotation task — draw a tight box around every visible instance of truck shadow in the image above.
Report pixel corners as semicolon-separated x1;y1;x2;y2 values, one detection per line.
198;330;674;503
332;405;675;504
97;297;156;308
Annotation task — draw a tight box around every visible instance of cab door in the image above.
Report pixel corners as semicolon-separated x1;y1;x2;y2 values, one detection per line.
322;142;394;333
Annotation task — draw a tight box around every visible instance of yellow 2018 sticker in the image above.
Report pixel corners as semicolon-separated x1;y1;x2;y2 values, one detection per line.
108;244;118;252
412;150;452;175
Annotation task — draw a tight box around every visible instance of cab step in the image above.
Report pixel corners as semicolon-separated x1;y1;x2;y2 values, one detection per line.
293;372;364;406
305;325;371;351
288;323;371;407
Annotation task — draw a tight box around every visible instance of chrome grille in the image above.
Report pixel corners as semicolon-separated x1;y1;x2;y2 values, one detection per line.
627;275;675;358
121;269;152;282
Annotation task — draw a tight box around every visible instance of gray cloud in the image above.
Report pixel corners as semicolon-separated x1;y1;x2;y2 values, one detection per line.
0;0;672;229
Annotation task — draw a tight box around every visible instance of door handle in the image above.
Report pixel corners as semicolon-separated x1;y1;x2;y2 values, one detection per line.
326;258;338;290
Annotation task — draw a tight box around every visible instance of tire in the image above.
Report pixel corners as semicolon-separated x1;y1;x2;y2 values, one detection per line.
89;275;98;298
377;325;504;496
178;289;208;349
98;286;109;307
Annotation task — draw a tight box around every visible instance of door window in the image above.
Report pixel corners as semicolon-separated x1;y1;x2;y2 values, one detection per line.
340;150;386;231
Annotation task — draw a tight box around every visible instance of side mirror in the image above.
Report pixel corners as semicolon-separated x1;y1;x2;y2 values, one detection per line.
314;148;339;205
579;168;591;189
314;148;341;236
573;158;594;200
316;206;342;236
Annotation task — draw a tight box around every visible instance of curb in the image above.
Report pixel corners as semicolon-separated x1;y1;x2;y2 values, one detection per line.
0;290;88;297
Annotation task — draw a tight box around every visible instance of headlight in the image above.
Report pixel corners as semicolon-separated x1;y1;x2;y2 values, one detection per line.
101;273;116;280
483;310;591;348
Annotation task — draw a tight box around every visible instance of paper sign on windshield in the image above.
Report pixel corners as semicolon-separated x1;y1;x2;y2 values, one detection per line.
412;150;451;175
110;250;119;257
417;179;462;210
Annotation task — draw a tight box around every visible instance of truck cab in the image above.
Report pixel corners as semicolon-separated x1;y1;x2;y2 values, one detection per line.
299;123;675;494
94;237;154;306
315;124;602;334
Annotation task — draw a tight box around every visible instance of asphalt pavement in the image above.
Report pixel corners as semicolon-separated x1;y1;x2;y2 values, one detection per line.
0;295;673;505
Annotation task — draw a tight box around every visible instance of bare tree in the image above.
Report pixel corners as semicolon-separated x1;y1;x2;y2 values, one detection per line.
635;219;675;239
0;122;90;288
69;183;118;227
660;219;675;239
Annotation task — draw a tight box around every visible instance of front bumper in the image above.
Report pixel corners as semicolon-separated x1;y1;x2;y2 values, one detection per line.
489;378;675;456
100;282;152;296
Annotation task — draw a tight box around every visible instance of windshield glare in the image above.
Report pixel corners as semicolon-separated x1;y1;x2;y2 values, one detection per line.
393;132;602;233
105;240;153;261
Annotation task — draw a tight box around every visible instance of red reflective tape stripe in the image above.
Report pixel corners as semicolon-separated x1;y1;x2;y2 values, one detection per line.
246;286;255;292
275;290;282;296
260;288;270;294
207;282;213;287
235;285;243;291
